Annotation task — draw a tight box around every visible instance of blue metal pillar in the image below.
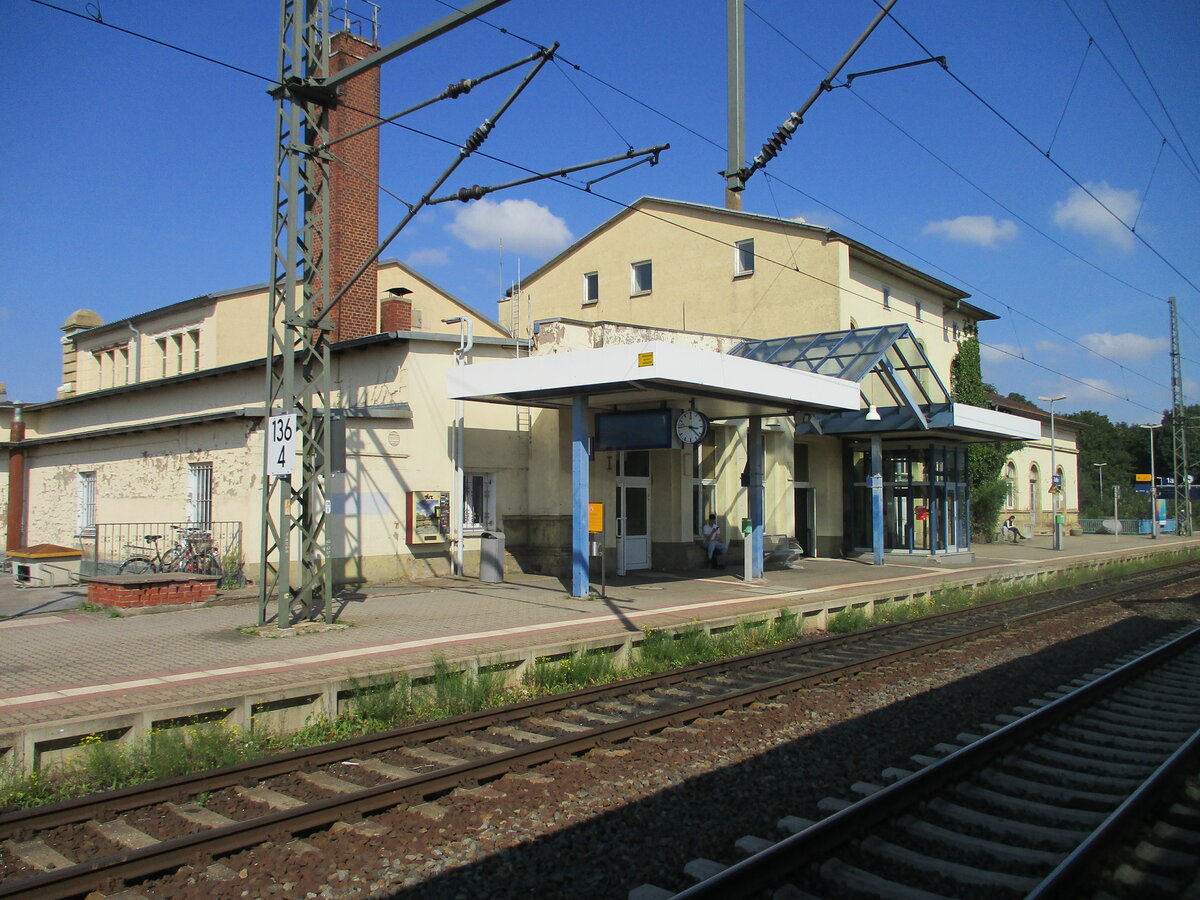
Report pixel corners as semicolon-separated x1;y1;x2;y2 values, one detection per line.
871;433;884;565
571;395;590;598
748;417;764;579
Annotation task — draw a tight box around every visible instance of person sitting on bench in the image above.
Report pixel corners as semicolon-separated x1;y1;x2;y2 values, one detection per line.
702;514;727;569
1002;515;1028;542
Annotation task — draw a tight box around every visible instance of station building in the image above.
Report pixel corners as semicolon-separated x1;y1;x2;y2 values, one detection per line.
0;27;1074;590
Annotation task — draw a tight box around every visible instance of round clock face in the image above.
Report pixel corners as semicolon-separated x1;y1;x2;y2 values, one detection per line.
675;409;709;444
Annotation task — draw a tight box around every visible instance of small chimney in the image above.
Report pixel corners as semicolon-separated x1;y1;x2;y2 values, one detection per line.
380;287;413;332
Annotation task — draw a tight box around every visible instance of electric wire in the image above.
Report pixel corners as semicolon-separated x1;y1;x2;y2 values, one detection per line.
26;0;275;84
1047;37;1093;158
876;0;1200;296
1059;0;1200;185
1100;0;1200;182
425;0;1181;401
24;0;1181;417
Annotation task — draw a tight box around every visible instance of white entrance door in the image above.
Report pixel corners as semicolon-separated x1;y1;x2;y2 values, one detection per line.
616;451;651;574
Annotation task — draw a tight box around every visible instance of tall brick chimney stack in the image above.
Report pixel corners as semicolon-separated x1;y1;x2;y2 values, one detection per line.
323;30;381;341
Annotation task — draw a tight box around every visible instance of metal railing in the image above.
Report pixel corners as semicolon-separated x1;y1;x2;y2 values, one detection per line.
1078;517;1176;535
85;521;245;586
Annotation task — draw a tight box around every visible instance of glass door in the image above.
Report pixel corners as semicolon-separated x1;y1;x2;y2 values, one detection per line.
616;451;651;574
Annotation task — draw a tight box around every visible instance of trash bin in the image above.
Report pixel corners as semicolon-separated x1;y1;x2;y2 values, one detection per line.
479;531;505;583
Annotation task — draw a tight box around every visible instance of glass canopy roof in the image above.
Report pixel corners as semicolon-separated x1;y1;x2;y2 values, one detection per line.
730;324;950;406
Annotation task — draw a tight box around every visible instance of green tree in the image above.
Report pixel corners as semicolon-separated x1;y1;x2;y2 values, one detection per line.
950;334;1020;537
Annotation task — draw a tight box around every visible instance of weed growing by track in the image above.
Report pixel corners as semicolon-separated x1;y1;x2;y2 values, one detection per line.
3;548;1195;812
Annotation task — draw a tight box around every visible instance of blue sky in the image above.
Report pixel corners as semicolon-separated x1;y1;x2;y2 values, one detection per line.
3;0;1198;424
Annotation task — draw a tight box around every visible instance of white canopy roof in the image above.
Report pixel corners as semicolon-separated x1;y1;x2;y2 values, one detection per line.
447;340;860;419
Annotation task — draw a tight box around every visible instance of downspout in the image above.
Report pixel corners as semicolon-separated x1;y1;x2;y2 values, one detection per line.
442;318;474;576
6;404;25;552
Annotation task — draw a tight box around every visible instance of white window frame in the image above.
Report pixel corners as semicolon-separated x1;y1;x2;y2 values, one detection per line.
77;471;97;536
583;271;599;306
1005;462;1017;509
630;260;652;296
463;471;496;532
187;462;213;528
733;239;754;277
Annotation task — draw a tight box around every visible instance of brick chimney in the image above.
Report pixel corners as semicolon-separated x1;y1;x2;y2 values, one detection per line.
380;291;413;331
321;30;380;342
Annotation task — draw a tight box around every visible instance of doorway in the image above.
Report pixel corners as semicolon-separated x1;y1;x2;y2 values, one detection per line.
616;451;651;574
794;487;815;557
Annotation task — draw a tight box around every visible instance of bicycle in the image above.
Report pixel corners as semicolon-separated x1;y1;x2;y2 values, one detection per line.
118;533;183;575
175;527;222;577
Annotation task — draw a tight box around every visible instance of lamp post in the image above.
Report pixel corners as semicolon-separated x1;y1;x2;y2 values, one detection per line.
1141;423;1162;539
1093;462;1107;497
1039;395;1066;550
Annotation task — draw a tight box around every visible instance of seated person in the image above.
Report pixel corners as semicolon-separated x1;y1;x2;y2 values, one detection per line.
1001;515;1028;541
702;514;727;569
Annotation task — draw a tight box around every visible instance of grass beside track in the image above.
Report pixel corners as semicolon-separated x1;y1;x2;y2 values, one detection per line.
3;548;1195;812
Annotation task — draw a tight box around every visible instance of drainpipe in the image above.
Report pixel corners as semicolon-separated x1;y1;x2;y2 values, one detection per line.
127;321;142;383
442;318;474;576
6;404;25;552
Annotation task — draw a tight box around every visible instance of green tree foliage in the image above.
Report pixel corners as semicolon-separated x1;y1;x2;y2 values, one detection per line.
950;335;1020;537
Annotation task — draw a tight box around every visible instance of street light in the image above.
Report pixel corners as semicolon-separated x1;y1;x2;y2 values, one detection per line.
1141;423;1163;539
1039;395;1066;550
1093;462;1107;495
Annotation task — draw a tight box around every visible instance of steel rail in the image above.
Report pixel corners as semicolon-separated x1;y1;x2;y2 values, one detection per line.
671;622;1200;899
2;561;1197;897
5;557;1187;841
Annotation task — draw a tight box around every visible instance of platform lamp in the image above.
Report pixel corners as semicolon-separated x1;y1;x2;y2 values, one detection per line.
1038;395;1066;550
1141;423;1163;539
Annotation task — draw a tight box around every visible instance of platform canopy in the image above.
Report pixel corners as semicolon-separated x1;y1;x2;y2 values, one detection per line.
447;340;860;418
732;325;1040;442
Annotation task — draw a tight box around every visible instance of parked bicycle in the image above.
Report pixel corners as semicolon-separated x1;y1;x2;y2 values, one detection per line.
175;527;222;576
118;526;221;576
118;533;181;574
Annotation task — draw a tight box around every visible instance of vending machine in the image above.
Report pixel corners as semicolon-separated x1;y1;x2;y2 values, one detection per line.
406;491;450;545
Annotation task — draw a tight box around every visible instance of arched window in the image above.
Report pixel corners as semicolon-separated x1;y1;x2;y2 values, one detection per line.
1056;466;1065;499
1005;462;1017;508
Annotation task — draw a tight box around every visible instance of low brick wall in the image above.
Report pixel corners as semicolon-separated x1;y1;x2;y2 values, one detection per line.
82;574;220;609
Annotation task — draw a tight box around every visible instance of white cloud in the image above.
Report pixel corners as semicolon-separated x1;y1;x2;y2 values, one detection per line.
922;215;1017;247
406;247;449;267
1034;339;1062;354
1078;332;1167;361
446;198;572;256
1052;182;1140;251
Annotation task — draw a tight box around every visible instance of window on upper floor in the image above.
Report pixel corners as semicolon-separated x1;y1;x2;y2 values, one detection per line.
630;260;652;296
92;344;131;389
915;300;923;321
882;287;891;309
734;239;754;276
583;272;599;306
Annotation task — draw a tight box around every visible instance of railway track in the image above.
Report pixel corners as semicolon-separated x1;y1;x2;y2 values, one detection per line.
2;560;1197;899
643;623;1200;900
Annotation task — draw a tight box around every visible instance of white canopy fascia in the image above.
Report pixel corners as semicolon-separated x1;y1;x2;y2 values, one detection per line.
446;340;860;416
930;403;1043;441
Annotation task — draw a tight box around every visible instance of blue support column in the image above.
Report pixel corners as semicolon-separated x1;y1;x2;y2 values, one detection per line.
871;433;884;566
748;417;764;579
571;395;590;598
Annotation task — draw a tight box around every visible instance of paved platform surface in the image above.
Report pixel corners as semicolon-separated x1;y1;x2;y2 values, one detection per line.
2;532;1196;732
